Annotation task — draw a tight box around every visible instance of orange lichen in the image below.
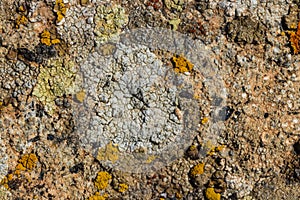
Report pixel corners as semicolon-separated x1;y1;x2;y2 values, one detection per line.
94;171;112;190
171;55;194;73
288;21;300;54
190;163;205;177
205;188;221;200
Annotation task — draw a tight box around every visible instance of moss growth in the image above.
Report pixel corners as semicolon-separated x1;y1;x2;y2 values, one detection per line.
171;55;194;73
190;163;205;177
117;183;128;193
287;21;300;54
97;142;119;163
32;58;81;114
94;4;128;45
205;188;221;200
94;171;112;190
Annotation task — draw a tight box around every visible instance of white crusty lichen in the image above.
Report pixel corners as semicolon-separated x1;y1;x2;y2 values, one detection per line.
94;4;128;45
32;58;81;114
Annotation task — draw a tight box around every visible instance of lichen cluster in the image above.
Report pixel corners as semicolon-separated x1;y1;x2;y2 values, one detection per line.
88;192;108;200
15;5;28;29
164;0;185;12
97;142;119;164
190;163;205;178
94;4;128;45
94;171;112;190
117;183;128;193
171;55;194;73
205;188;221;200
16;153;38;172
32;58;81;114
1;154;38;190
54;0;67;24
40;30;60;46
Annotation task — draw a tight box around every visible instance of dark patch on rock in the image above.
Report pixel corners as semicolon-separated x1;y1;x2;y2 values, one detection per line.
225;16;266;44
69;163;84;173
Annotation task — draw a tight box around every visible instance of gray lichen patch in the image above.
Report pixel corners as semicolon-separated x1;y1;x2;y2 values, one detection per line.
75;41;200;172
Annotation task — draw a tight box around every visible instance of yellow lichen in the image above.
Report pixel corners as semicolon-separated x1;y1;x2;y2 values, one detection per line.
15;15;28;28
19;5;26;12
97;142;119;163
1;173;13;189
171;55;194;73
117;183;128;193
75;90;86;103
189;145;197;151
1;154;38;190
94;171;112;190
88;192;108;200
207;145;225;156
205;188;221;200
145;155;156;163
288;21;300;54
51;39;61;45
40;30;60;46
169;18;181;30
17;153;38;171
54;0;67;24
190;163;205;177
201;117;209;124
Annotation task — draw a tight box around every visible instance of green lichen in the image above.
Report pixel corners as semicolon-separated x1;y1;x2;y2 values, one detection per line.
32;58;81;114
94;4;128;45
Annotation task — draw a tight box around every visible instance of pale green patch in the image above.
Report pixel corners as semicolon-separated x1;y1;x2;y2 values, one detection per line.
33;58;81;114
94;4;128;46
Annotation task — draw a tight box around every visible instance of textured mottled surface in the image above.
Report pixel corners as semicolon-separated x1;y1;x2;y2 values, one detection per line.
0;0;299;199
